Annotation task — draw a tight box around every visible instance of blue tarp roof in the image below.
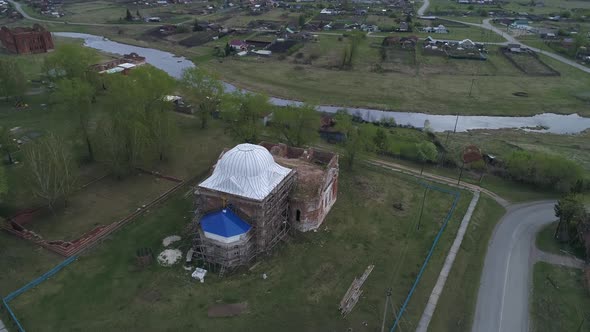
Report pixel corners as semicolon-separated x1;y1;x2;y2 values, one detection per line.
200;209;251;237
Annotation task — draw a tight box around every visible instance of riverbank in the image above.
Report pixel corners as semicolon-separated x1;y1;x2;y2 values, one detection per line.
37;21;590;119
49;31;590;134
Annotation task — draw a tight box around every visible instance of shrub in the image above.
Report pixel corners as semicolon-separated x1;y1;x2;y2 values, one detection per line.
504;150;584;192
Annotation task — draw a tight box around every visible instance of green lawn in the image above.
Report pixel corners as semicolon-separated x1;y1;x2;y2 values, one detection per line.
536;222;586;260
429;195;506;331
531;262;590;332
5;164;472;331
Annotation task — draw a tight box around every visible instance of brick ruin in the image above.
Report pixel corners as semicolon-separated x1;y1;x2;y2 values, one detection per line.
260;142;339;232
0;24;54;54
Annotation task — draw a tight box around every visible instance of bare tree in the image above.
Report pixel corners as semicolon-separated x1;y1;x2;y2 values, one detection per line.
23;133;77;210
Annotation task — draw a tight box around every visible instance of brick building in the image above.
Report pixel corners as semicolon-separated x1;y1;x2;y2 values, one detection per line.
192;143;339;272
0;24;54;54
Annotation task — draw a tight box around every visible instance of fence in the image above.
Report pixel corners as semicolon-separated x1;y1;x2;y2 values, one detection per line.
1;169;194;331
390;181;461;332
2;255;78;332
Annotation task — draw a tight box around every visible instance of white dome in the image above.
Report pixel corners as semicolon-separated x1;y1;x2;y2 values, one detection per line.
199;144;292;200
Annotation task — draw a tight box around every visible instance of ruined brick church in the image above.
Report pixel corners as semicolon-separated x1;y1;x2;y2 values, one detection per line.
0;24;54;55
193;142;339;270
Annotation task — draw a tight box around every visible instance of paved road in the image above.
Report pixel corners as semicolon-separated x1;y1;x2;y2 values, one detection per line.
472;201;558;332
7;0;160;27
417;0;430;16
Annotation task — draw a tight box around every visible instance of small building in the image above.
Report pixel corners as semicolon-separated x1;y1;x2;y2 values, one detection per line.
398;22;409;32
0;24;54;55
229;39;248;51
434;25;449;34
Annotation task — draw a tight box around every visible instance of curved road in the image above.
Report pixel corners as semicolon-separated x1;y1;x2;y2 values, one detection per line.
417;0;430;16
7;0;160;27
471;201;584;332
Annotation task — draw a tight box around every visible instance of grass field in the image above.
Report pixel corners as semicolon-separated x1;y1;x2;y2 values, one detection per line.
449;129;590;171
531;262;590;332
536;222;586;259
4;164;472;331
24;173;178;241
429;195;506;331
427;0;590;16
201;39;590;116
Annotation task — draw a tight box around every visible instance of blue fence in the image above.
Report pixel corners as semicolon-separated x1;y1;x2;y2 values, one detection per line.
2;255;78;332
390;181;461;332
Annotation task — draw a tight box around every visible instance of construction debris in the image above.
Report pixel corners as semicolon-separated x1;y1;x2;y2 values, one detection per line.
162;235;181;247
192;267;208;283
157;249;182;266
339;265;375;316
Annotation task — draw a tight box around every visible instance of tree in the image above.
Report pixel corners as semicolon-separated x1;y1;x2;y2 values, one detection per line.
270;104;320;147
52;78;96;161
0;163;6;203
373;127;387;153
181;67;224;128
298;14;306;28
0;59;27;100
125;8;133;21
505;150;583;192
44;44;100;82
23;133;77;210
224;42;233;56
136;9;142;18
0;126;18;164
416;141;438;174
335;111;367;169
554;194;585;243
97;66;176;175
193;19;204;32
221;91;270;143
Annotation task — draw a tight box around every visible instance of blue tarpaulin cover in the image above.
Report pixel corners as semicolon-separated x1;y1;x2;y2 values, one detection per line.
201;209;251;237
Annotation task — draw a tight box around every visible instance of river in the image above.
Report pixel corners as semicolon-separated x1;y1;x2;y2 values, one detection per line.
53;32;590;134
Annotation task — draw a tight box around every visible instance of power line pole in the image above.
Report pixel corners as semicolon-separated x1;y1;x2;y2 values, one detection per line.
416;185;428;230
381;288;392;332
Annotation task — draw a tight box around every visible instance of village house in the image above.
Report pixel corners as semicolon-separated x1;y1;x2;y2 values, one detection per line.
229;39;248;51
0;24;54;54
192;143;339;271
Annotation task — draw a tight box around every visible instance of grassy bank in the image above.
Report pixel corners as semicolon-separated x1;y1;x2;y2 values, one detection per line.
5;164;471;331
202;41;590;117
531;262;590;332
428;195;506;331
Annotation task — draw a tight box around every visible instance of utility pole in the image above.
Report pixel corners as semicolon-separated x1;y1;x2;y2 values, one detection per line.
381;288;393;332
468;78;476;97
457;160;465;185
416;185;428;230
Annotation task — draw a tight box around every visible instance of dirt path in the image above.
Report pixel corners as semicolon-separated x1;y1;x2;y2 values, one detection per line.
367;159;510;207
535;249;585;269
